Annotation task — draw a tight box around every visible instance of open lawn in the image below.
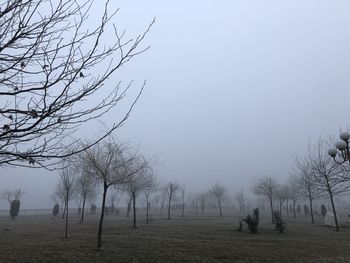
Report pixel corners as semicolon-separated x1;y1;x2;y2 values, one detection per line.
0;212;350;262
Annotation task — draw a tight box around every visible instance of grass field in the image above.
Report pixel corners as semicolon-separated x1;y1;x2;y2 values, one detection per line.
1;212;350;263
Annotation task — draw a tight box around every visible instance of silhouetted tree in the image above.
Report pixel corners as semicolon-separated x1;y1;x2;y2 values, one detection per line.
243;208;259;234
74;163;96;223
199;192;209;215
52;204;59;217
81;139;146;248
307;140;347;231
273;211;286;233
1;189;25;220
57;164;76;238
125;157;155;228
252;176;279;223
293;157;318;224
0;0;153;168
288;175;302;218
209;183;226;216
235;189;246;213
181;186;186;217
321;204;327;218
276;184;289;217
165;182;180;220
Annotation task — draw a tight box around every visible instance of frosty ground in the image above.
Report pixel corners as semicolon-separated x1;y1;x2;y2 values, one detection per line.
0;212;349;263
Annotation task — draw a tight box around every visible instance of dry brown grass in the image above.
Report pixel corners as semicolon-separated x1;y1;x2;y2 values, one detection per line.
0;212;350;263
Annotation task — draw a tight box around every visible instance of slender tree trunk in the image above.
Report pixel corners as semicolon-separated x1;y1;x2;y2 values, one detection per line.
61;201;64;217
269;197;274;223
127;195;132;218
146;195;149;223
97;183;108;248
167;196;171;220
62;202;67;219
329;192;339;231
132;192;137;228
65;200;69;239
218;198;222;216
279;201;283;217
293;201;296;218
81;194;86;223
181;201;184;217
286;200;289;214
308;191;314;224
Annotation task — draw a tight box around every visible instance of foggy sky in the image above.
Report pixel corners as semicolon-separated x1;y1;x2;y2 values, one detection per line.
2;0;350;209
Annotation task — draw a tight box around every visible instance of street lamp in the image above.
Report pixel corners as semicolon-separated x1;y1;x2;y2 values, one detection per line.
328;131;350;164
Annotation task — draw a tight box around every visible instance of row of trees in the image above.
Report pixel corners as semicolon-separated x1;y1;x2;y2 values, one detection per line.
52;138;156;247
52;160;253;248
252;139;350;231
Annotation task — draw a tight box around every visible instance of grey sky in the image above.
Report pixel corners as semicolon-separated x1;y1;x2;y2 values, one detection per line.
1;0;350;209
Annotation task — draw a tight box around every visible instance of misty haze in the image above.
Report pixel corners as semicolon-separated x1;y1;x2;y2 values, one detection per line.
1;0;350;262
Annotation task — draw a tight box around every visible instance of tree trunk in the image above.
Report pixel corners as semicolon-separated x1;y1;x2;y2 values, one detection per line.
126;195;132;218
308;192;314;224
62;202;67;219
181;202;184;217
65;200;69;239
269;197;274;223
132;192;137;228
293;201;296;218
97;183;108;248
167;196;171;220
218;198;222;216
279;201;283;217
81;194;86;223
329;192;339;231
146;196;149;223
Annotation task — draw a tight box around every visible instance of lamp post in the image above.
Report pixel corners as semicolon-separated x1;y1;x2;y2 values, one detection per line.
328;131;350;164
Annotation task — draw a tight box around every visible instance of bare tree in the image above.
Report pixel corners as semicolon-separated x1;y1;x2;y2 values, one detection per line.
144;178;158;223
81;139;144;248
108;188;121;215
180;186;185;217
252;176;279;223
158;191;167;216
52;183;67;219
75;165;96;223
293;156;318;224
1;189;25;219
198;192;209;215
125;157;155;228
0;0;153;168
276;184;289;217
209;182;226;217
1;189;25;203
126;192;133;218
287;175;302;218
235;189;246;214
57;164;76;238
307;140;348;231
152;193;161;215
164;181;180;220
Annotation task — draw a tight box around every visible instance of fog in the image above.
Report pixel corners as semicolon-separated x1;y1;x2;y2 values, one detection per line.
1;0;350;209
